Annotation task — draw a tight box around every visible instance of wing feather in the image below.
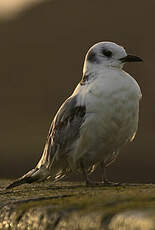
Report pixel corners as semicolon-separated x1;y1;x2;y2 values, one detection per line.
37;95;86;170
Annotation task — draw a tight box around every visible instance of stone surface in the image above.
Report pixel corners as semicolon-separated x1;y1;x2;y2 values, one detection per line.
0;180;155;229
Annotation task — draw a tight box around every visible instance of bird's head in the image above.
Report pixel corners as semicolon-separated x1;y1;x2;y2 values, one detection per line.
83;42;142;73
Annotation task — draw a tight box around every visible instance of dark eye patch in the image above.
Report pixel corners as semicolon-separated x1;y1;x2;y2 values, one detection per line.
87;50;96;62
102;49;112;57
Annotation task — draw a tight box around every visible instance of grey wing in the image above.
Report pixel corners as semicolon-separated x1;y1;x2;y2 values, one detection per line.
5;95;86;189
37;95;86;171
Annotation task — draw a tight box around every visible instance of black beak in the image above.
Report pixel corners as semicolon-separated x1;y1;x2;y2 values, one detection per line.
119;54;143;63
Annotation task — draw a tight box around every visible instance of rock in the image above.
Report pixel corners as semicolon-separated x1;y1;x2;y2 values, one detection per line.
0;180;155;229
109;210;155;230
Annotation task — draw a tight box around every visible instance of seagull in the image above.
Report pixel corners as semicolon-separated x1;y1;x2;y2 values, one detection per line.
6;41;142;189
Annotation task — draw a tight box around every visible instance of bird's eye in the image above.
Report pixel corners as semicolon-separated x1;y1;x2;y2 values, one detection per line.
102;49;112;57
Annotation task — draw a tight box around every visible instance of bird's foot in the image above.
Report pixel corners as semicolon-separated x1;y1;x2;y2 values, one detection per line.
86;179;121;187
85;180;101;187
101;179;121;186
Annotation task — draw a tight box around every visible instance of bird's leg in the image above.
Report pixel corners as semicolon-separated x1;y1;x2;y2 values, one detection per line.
100;162;121;186
80;161;95;186
101;162;109;184
80;161;120;187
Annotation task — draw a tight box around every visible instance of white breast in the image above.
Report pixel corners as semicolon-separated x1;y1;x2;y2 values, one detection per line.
72;68;141;164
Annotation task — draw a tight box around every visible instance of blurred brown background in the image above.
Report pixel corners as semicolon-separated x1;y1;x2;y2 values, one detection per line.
0;0;154;183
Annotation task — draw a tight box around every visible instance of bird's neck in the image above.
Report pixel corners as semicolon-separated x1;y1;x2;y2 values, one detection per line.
83;60;123;74
81;65;123;86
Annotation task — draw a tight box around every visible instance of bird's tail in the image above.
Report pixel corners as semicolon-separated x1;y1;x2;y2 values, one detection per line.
5;166;51;189
6;139;53;190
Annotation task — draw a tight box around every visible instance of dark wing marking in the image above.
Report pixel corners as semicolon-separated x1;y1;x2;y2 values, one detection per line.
51;96;86;153
38;95;86;169
5;95;86;189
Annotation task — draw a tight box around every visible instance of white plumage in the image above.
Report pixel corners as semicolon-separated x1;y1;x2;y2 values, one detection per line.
72;68;141;164
6;41;142;189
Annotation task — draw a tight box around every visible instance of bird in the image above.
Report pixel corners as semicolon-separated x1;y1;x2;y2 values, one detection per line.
6;41;143;189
